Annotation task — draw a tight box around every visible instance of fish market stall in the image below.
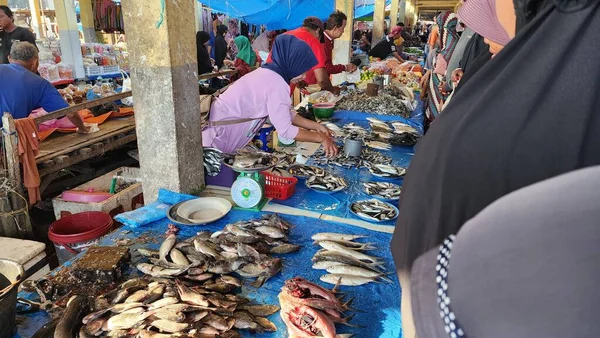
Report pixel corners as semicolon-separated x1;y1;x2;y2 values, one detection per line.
14;197;402;338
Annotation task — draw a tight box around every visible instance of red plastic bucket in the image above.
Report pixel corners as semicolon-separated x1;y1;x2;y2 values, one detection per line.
48;212;113;264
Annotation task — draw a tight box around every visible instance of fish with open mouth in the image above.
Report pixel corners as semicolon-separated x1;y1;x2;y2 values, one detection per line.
306;174;348;193
350;199;398;222
362;182;402;200
367;164;407;178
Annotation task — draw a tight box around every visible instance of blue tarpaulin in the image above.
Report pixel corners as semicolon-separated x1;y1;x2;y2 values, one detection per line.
15;208;402;338
200;0;392;30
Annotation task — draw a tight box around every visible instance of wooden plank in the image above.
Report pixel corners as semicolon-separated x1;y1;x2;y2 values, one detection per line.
198;69;237;81
36;118;136;163
33;91;132;125
38;134;137;177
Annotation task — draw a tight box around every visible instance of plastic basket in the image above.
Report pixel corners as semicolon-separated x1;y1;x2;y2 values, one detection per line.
263;172;297;200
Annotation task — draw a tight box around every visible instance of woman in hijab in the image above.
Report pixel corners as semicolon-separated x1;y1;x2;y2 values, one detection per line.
392;0;599;336
202;34;338;156
411;166;600;338
196;31;214;75
214;24;229;69
229;36;261;81
422;11;460;122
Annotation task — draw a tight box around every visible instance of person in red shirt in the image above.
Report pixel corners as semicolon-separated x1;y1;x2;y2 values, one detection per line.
268;17;338;94
305;11;357;87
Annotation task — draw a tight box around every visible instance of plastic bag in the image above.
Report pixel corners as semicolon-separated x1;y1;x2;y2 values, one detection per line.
113;189;197;228
120;70;133;106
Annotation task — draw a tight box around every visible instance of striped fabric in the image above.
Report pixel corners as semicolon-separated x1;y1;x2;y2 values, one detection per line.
457;0;511;46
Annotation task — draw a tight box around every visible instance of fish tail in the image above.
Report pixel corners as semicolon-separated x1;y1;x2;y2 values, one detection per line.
342;297;355;310
332;277;342;294
251;276;267;288
379;275;394;284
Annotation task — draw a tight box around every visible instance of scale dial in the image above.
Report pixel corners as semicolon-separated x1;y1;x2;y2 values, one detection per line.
231;176;264;209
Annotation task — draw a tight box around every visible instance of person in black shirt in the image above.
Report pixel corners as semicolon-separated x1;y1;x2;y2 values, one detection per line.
368;26;405;61
0;6;36;64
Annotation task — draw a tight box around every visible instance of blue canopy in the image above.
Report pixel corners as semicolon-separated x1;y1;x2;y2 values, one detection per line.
200;0;392;30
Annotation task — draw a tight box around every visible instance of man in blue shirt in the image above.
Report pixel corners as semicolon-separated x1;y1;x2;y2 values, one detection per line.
0;41;87;131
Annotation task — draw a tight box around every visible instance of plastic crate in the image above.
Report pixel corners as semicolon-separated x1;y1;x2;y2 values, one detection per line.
52;167;143;220
263;172;297;200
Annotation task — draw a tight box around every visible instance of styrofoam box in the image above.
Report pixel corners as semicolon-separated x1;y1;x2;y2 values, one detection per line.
52;167;143;220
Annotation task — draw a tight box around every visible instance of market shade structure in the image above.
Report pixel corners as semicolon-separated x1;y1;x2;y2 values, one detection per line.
199;0;392;30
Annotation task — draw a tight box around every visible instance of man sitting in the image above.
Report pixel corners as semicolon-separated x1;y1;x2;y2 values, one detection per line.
0;41;87;131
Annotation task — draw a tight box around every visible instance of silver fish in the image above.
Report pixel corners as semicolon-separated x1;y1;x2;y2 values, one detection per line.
313;250;383;273
150;319;189;333
169;248;190;267
254;225;286;239
159;234;177;264
194;239;223;260
320;273;381;286
312;233;367;242
147;297;179;311
136;263;187;277
106;311;154;331
176;280;209;307
318;241;382;264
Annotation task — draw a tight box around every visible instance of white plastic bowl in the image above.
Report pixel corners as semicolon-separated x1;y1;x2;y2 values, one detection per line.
176;197;232;225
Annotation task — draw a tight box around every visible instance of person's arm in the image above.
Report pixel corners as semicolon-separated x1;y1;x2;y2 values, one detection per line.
392;51;406;62
39;82;87;132
324;40;346;75
314;68;339;94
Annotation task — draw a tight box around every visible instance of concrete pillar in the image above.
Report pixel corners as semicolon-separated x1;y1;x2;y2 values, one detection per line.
390;0;400;27
332;0;355;85
122;0;205;201
195;1;203;33
79;0;96;42
398;0;407;23
0;0;7;6
372;0;386;43
29;0;43;38
54;0;85;78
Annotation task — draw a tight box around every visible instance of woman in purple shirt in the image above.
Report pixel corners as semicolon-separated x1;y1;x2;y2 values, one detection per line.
202;34;338;156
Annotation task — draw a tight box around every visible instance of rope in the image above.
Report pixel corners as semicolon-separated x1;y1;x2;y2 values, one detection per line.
156;0;166;29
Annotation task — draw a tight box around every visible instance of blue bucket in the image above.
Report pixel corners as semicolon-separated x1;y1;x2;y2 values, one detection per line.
253;124;275;152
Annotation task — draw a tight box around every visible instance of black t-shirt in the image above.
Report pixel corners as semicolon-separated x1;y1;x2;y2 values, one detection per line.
368;36;396;59
0;27;37;64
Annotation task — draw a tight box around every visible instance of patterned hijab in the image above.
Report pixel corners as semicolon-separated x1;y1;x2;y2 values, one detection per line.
439;12;460;63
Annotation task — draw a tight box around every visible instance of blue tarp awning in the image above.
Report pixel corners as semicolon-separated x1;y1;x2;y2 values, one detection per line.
200;0;392;30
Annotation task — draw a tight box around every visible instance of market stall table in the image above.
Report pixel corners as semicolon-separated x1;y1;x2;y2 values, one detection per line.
270;98;424;226
14;207;403;338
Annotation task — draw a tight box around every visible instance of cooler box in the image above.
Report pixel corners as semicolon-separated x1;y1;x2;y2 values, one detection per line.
0;237;49;282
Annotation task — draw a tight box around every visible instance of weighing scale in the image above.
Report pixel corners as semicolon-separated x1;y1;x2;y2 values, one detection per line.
223;154;279;211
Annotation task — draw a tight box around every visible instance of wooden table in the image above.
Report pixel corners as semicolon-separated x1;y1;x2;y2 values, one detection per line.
198;69;237;81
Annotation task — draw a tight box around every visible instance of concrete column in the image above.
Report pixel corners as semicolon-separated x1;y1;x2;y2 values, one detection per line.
29;0;43;38
390;0;400;27
195;1;203;33
398;0;407;23
332;0;355;85
79;0;96;42
122;0;205;201
0;0;7;6
372;0;386;43
54;0;85;78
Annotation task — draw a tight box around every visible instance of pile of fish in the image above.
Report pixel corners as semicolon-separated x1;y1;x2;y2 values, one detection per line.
350;199;398;222
312;148;391;169
336;89;411;118
136;214;299;288
79;277;280;337
367;164;407;178
306;174;348;193
364;140;391;151
203;148;223;177
223;151;279;171
341;123;368;139
288;165;328;178
311;232;390;286
269;152;297;176
278;277;355;338
367;117;420;147
362;182;402;200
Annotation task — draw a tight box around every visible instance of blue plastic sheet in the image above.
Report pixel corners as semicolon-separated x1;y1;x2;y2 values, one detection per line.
16;209;402;338
272;106;424;225
200;0;392;30
114;189;198;227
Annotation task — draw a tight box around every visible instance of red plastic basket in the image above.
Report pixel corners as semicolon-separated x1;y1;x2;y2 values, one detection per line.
263;172;298;200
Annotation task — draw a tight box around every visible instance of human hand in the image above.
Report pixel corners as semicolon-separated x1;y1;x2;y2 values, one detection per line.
345;63;357;72
451;68;463;83
320;134;339;157
295;80;308;89
329;86;341;96
316;124;335;138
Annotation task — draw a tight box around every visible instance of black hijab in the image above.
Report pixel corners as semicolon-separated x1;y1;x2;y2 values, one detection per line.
411;166;600;337
454;33;491;93
392;0;600;288
196;31;213;75
214;25;228;68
